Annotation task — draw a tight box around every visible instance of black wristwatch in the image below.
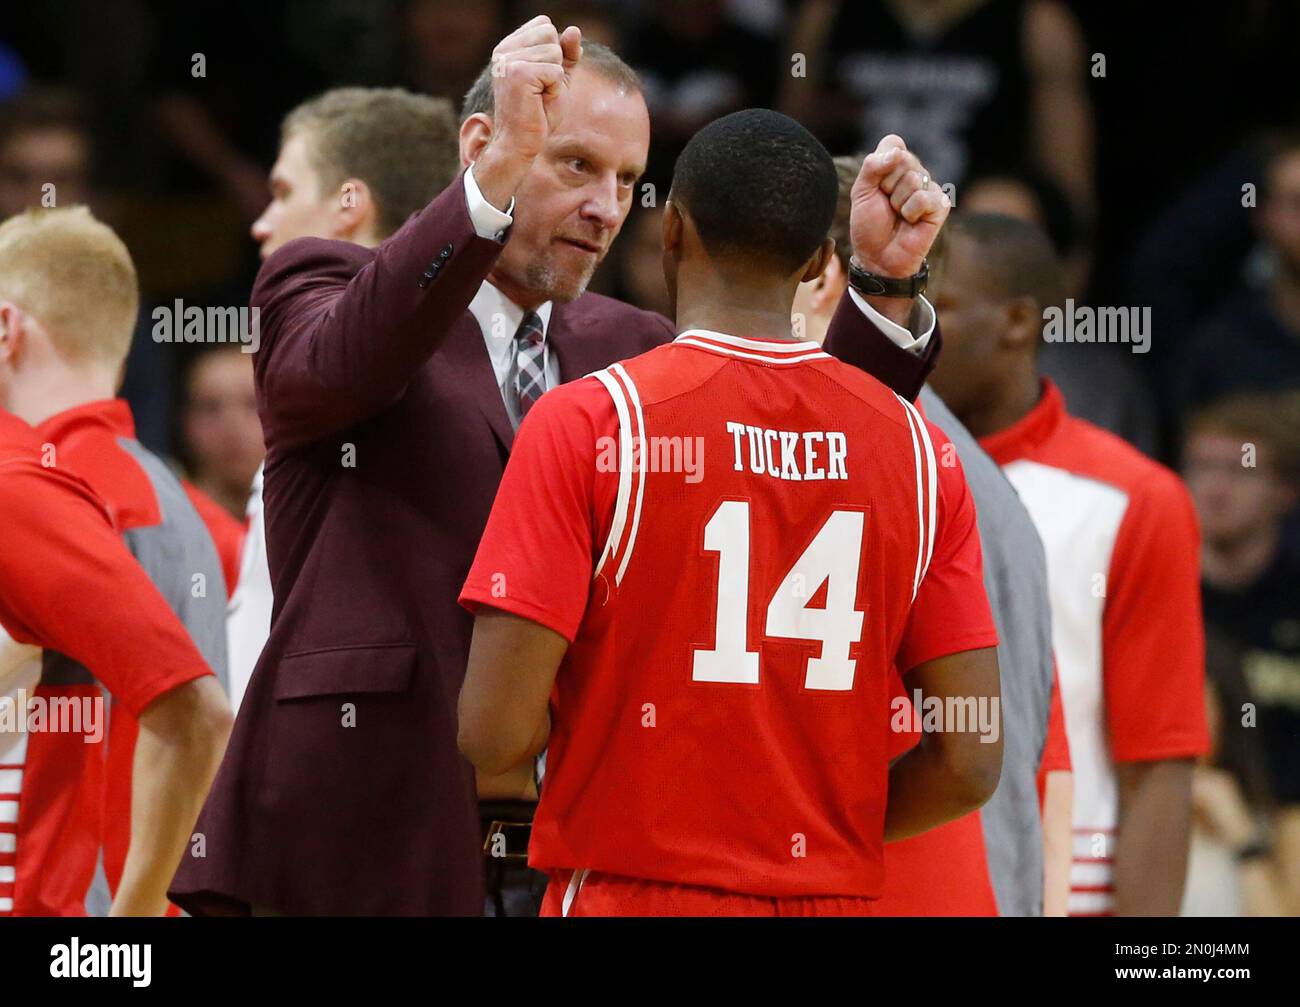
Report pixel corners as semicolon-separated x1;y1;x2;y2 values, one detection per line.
848;257;929;298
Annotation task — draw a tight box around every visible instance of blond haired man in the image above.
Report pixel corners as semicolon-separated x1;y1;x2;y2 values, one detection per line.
0;206;231;915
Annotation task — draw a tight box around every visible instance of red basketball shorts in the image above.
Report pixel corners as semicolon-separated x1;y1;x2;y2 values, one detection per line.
540;869;879;917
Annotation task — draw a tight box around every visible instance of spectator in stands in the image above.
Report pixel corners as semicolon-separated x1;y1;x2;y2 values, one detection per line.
0;85;177;463
962;165;1090;295
781;0;1094;216
0;87;89;217
611;203;672;318
182;346;262;523
1176;134;1300;416
1182;390;1300;912
625;0;781;181
1183;649;1289;916
399;0;506;113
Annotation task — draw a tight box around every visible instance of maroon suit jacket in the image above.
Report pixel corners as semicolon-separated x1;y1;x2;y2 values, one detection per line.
169;172;920;915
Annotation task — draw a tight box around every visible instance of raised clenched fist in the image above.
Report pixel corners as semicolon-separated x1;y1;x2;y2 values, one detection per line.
849;135;950;280
489;15;583;163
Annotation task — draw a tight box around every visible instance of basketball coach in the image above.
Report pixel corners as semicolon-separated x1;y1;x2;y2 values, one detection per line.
170;16;935;916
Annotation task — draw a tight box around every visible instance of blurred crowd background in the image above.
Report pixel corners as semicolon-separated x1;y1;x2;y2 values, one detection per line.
1;0;1297;915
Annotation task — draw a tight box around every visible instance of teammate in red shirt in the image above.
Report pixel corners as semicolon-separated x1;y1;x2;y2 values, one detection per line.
459;110;1001;915
10;207;232;913
37;401;231;913
0;207;232;916
927;213;1208;915
0;410;231;915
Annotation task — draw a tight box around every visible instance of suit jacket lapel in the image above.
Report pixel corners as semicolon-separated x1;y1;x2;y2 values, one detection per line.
442;313;515;452
549;304;609;383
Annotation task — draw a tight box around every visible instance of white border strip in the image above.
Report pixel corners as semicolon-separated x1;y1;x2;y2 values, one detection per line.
610;364;647;586
897;397;926;601
561;868;589;917
675;329;827;354
675;338;830;365
900;397;939;582
591;370;633;582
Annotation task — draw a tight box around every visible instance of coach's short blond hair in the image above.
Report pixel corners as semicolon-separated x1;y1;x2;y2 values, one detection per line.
0;206;138;367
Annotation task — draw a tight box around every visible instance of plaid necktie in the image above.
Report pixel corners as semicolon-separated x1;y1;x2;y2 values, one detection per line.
511;310;547;424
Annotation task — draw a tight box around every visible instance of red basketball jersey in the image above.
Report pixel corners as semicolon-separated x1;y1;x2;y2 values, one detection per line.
461;329;997;899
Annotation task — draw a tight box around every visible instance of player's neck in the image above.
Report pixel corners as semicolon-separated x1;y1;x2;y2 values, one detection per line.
8;367;118;429
962;367;1042;440
676;283;803;343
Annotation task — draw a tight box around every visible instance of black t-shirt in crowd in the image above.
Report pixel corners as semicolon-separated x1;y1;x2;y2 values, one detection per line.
821;0;1032;188
1204;553;1300;804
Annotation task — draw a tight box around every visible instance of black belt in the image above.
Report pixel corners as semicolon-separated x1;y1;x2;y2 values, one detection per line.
480;800;545;917
479;799;536;860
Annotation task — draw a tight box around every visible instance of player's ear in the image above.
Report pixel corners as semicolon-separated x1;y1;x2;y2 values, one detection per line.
0;302;27;367
801;238;837;285
1002;295;1040;350
460;113;494;169
334;177;377;243
661;198;683;255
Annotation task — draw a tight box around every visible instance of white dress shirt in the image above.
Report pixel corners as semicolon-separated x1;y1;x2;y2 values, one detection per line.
225;462;271;713
467;282;559;428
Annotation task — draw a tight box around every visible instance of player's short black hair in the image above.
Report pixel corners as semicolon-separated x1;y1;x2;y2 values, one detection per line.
670;109;838;274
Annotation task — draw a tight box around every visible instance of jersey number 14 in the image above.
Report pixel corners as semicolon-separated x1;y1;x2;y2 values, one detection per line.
692;499;865;692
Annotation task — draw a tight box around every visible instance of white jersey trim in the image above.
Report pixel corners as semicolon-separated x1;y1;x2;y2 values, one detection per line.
591;370;634;583
899;396;938;583
674;329;827;355
590;367;647;587
675;336;830;365
561;868;589;917
611;364;646;586
895;394;937;601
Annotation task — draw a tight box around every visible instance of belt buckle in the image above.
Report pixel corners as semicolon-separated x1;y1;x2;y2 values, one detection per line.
483;819;531;861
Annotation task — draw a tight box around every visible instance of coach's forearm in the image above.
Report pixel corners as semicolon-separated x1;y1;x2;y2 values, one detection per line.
111;678;232;916
1113;758;1194;916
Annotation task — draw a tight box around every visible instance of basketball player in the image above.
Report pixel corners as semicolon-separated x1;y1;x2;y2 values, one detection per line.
458;109;1001;915
927;213;1208;915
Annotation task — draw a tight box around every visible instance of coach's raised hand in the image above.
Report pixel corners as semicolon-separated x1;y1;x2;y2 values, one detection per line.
473;15;582;211
848;135;950;326
850;135;949;276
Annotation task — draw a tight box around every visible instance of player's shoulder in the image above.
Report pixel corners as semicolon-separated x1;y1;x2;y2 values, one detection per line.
0;453;108;527
0;408;43;461
1053;410;1190;509
584;338;729;410
813;354;919;433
